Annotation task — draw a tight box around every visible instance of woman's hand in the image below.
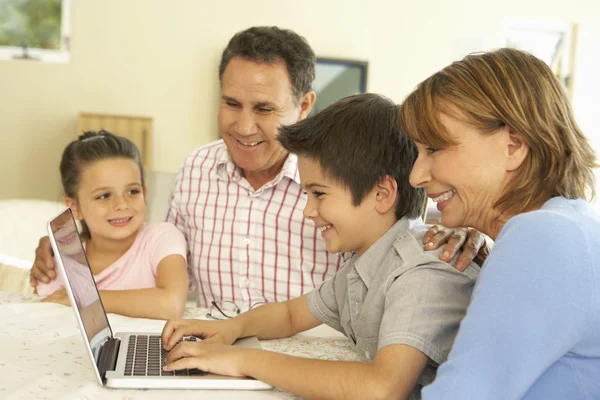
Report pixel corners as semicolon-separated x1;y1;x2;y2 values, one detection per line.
424;226;492;271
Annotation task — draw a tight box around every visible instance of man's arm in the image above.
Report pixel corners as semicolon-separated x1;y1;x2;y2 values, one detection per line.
30;235;57;287
165;342;428;400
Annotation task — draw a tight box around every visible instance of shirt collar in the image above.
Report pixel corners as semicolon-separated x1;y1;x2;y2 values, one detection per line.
216;146;301;187
353;217;424;288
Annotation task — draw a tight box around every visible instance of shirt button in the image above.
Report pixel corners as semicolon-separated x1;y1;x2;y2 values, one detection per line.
242;279;251;288
365;350;370;359
243;237;252;245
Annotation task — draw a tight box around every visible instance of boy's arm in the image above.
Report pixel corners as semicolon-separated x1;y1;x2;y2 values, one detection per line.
162;294;321;349
99;254;188;320
165;342;428;400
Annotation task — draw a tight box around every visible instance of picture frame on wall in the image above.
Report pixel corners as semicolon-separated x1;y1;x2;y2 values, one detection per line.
501;19;578;97
311;57;368;115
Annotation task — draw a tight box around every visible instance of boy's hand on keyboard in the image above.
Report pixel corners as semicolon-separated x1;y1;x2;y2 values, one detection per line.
163;342;252;378
161;318;242;351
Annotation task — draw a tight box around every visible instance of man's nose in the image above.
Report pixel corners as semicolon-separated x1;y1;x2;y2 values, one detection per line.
235;109;258;136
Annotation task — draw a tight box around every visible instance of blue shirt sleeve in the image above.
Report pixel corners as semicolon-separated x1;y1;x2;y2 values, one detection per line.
422;211;594;399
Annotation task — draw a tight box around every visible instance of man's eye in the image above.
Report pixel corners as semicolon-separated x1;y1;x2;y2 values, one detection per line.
257;108;273;113
226;102;240;108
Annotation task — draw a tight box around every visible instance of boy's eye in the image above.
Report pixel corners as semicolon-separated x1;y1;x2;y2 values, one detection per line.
312;191;325;198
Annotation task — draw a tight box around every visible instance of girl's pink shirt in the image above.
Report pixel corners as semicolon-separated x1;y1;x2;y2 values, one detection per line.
37;223;187;296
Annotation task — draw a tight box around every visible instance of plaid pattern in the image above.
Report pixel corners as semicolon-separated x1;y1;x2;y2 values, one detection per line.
167;140;343;309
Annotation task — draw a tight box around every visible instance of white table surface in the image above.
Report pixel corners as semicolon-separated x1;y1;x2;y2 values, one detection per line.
0;291;358;399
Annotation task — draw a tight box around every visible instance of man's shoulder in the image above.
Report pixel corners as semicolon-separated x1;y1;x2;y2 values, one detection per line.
181;139;226;169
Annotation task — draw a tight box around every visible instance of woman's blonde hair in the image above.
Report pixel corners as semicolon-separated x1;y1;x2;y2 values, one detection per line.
399;47;597;216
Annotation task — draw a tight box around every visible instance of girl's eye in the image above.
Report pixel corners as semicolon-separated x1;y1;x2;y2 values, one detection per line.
96;193;110;200
425;147;439;154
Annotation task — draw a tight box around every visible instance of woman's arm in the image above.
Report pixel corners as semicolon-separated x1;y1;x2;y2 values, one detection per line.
422;215;593;399
100;254;188;319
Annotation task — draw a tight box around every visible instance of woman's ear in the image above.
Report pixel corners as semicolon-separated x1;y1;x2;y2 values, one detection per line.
506;128;529;172
374;175;398;214
64;197;82;220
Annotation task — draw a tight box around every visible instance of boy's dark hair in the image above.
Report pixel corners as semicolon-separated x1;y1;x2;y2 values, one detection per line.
218;26;316;103
277;93;427;220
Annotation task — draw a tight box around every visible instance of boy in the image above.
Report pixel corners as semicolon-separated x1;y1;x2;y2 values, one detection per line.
161;94;479;399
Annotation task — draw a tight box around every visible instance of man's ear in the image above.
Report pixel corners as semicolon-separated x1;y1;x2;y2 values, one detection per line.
297;90;316;121
64;197;82;220
506;128;529;172
374;175;398;214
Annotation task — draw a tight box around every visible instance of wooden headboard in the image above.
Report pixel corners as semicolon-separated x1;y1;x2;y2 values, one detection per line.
77;113;154;169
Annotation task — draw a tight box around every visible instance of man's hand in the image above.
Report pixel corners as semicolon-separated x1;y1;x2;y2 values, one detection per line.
164;342;252;377
161;318;242;351
41;288;70;306
29;236;56;287
424;226;492;271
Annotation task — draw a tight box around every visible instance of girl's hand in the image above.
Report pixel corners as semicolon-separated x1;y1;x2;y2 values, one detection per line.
161;318;242;350
41;288;71;306
164;342;253;377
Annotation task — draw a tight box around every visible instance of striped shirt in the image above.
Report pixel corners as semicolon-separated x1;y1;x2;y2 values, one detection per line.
166;140;343;309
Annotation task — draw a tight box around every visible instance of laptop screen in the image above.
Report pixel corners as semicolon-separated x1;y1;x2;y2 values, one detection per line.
48;209;111;349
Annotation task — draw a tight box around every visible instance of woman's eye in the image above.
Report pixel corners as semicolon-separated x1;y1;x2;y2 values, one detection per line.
129;189;141;195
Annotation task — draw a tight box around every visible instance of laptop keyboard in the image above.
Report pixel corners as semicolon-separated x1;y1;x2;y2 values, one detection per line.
124;334;204;377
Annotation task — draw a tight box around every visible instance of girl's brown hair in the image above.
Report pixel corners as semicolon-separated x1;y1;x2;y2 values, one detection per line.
60;130;145;237
399;47;597;216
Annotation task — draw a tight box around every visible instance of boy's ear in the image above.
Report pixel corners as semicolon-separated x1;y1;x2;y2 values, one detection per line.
374;175;398;214
64;197;82;220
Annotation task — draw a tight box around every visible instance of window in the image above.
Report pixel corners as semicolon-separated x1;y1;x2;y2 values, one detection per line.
0;0;71;63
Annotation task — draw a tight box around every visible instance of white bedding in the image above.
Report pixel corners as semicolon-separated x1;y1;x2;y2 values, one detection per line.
0;199;65;265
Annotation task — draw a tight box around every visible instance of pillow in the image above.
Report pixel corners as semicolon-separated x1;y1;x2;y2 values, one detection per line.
0;262;34;294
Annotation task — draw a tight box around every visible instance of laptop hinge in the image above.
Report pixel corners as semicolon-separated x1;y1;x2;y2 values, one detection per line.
98;337;121;383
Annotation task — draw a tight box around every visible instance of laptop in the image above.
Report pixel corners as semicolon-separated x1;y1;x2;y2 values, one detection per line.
47;208;272;390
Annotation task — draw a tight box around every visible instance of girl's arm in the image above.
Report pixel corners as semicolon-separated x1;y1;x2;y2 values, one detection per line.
99;254;188;320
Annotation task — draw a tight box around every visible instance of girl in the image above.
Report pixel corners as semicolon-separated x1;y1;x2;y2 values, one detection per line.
37;130;189;320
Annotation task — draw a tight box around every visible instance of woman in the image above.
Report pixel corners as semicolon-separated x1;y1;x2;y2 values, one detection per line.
399;48;600;399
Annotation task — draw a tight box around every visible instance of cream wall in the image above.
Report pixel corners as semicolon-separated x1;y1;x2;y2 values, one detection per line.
1;0;599;201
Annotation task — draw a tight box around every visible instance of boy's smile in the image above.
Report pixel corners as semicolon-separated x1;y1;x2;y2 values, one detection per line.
298;156;395;256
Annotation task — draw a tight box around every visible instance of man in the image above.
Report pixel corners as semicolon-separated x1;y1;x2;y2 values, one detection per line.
30;26;486;309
